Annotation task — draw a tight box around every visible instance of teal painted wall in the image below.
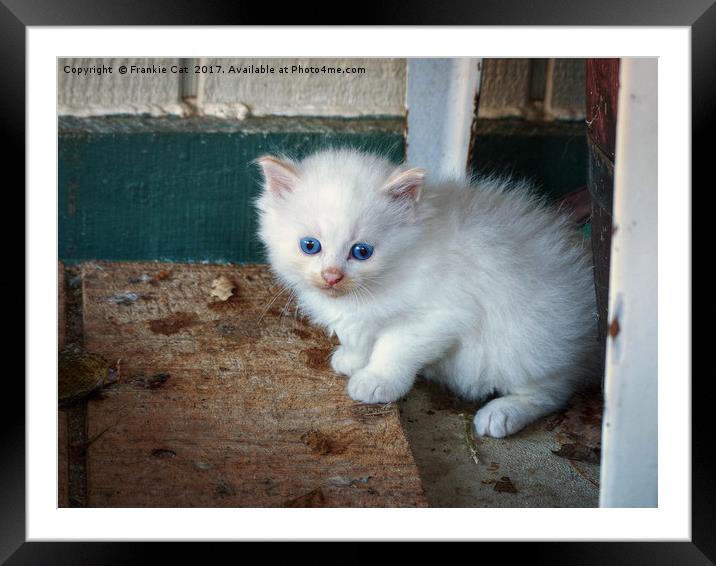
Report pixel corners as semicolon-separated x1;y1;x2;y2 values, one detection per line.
59;116;405;264
470;119;588;202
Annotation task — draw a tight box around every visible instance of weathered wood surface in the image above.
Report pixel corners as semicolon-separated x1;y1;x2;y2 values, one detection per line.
586;59;619;383
73;262;426;507
586;58;620;161
58;263;66;351
58;411;69;508
58;263;69;507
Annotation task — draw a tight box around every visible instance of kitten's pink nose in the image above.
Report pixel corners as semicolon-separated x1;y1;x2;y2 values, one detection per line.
321;268;344;286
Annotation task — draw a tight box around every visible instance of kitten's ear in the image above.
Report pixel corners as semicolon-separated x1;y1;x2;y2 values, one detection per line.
254;155;300;198
382;167;426;202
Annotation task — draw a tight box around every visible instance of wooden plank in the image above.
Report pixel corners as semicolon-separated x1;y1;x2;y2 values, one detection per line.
586;59;619;384
58;263;91;507
600;59;658;507
586;58;620;161
58;411;69;508
58;262;69;507
81;262;427;507
58;262;66;350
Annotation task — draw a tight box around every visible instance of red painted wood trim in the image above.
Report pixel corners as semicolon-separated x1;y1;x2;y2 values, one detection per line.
586;59;620;161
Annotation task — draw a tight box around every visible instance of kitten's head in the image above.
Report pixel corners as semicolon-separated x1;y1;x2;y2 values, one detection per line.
255;149;425;299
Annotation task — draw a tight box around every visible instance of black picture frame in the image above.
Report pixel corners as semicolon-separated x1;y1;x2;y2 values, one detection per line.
9;1;706;563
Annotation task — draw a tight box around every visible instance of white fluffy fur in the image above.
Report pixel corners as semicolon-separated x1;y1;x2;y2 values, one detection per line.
255;148;598;438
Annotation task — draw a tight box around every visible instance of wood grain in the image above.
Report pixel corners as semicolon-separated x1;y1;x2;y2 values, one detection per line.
58;263;69;507
586;58;620;160
586;59;619;385
79;262;426;507
58;410;69;508
58;262;66;350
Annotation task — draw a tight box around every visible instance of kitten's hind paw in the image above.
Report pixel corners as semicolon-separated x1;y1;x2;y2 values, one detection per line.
346;369;411;404
330;345;367;377
473;396;544;438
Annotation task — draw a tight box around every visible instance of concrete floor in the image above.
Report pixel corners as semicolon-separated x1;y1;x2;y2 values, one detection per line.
398;379;602;507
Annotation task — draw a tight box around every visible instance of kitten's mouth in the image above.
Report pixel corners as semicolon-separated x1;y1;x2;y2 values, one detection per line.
317;284;348;297
311;278;353;297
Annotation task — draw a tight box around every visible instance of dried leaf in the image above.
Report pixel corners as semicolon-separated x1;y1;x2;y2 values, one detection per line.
210;276;235;301
552;443;601;464
494;476;518;494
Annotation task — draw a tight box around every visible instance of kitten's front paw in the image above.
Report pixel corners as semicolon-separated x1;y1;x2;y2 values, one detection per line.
346;368;411;404
473;397;536;438
330;345;367;377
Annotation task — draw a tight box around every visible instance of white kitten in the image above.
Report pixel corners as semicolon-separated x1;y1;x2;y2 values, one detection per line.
255;148;598;438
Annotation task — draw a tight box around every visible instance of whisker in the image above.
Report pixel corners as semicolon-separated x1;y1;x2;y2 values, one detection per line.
280;291;296;317
278;290;298;327
257;284;293;325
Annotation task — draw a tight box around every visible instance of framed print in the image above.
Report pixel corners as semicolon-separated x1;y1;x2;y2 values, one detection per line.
9;0;705;562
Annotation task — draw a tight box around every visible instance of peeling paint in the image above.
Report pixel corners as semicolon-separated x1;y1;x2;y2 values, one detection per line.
608;317;621;339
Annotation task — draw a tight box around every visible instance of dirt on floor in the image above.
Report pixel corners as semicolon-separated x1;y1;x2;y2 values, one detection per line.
398;379;602;507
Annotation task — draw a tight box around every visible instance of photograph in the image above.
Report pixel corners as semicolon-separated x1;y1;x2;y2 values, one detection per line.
10;11;701;559
56;56;651;509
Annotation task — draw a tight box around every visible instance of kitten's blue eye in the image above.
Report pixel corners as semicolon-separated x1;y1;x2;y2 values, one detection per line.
300;237;321;255
351;242;374;260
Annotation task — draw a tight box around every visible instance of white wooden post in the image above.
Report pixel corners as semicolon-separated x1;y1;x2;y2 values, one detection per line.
599;58;658;507
405;58;482;179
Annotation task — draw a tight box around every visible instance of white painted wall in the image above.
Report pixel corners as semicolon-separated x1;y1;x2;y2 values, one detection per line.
58;57;406;118
478;58;585;121
201;58;405;118
599;58;658;508
58;58;188;117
